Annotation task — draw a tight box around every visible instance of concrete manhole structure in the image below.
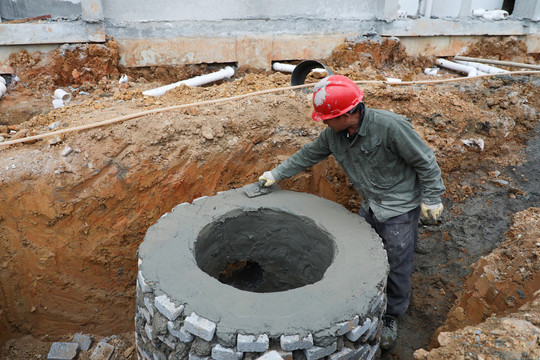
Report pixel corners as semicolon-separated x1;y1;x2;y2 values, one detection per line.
135;188;388;360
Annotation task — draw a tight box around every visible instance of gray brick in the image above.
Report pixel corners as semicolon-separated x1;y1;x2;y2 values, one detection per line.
328;345;369;360
158;334;178;350
168;321;195;343
303;342;337;360
364;344;378;360
184;312;216;342
345;318;372;342
73;333;93;352
256;351;284;360
47;342;79;360
155;294;184;321
138;271;153;293
89;342;115;360
145;323;155;341
144;297;155;317
153;350;167;360
137;346;151;360
360;318;379;343
139;307;151;323
280;334;313;351
336;315;359;335
211;344;243;360
189;353;211;360
237;334;269;352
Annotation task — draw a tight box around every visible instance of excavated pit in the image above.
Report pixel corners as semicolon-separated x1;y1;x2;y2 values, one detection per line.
135;189;388;359
196;209;335;293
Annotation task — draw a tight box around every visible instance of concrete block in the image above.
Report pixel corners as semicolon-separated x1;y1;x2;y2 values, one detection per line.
90;342;115;360
189;353;211;360
138;271;153;293
267;345;293;360
61;146;73;157
360;318;379;342
336;315;359;335
237;334;269;352
256;350;284;360
280;334;313;351
303;342;337;360
153;349;167;360
365;344;378;360
137;345;151;360
211;344;243;360
184;312;216;342
47;342;79;360
168;321;195;342
140;307;152;323
157;334;178;350
155;294;184;321
73;333;93;351
145;323;154;340
328;345;369;360
345;318;372;342
144;297;155;316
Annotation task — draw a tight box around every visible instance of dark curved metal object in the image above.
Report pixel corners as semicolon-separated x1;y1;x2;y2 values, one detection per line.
290;60;334;86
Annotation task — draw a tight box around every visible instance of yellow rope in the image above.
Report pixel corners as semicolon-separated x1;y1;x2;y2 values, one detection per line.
1;70;539;147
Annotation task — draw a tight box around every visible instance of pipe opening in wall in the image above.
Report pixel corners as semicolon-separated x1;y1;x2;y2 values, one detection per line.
195;209;335;293
502;0;515;15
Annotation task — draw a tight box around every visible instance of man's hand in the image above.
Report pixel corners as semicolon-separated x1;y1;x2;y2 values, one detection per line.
421;202;444;224
259;171;276;187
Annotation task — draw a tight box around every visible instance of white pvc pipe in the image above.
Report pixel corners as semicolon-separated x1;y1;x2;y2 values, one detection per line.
436;58;479;77
454;60;508;74
472;9;509;20
273;62;296;73
143;66;235;97
54;88;72;102
0;82;6;99
272;62;327;73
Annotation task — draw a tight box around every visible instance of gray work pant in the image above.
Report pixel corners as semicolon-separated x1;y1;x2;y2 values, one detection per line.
358;206;421;317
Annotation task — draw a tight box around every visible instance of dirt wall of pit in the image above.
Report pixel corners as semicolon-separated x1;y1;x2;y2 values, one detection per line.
0;93;354;345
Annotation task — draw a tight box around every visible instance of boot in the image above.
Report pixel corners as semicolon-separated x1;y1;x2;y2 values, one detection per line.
380;315;398;350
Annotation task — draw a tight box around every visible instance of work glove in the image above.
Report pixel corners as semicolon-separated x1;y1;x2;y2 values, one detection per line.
258;171;276;187
420;202;444;224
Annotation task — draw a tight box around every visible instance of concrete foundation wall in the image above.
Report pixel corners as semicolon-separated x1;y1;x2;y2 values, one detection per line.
101;0;379;22
0;0;538;70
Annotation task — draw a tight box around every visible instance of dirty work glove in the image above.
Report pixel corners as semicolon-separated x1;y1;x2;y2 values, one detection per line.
259;171;276;187
421;202;444;224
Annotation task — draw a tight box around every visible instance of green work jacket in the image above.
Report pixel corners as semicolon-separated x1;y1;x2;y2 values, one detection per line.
271;107;446;222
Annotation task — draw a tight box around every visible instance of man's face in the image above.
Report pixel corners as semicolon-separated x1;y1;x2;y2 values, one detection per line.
323;113;352;132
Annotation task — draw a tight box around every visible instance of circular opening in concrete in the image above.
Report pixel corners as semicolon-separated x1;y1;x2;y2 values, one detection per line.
195;209;335;293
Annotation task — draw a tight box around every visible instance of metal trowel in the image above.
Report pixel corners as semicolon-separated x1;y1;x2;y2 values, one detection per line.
242;179;280;198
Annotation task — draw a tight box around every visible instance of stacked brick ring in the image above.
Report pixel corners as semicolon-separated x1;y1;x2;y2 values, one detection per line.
136;188;388;360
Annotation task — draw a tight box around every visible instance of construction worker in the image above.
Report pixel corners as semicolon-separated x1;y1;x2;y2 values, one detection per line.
259;75;445;350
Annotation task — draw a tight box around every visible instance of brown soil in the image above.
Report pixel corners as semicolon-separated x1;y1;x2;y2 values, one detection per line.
0;37;539;359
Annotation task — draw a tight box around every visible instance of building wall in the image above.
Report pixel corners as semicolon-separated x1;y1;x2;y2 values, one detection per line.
0;0;538;71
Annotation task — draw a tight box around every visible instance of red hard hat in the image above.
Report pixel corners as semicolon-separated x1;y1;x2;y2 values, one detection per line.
311;75;364;122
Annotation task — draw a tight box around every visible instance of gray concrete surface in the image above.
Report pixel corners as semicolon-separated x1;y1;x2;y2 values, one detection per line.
138;188;387;340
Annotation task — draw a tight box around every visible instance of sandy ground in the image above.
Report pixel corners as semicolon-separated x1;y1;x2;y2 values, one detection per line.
0;37;539;359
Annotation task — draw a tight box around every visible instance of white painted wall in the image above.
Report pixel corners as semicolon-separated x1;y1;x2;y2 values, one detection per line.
101;0;377;22
470;0;504;10
431;1;463;18
398;0;420;16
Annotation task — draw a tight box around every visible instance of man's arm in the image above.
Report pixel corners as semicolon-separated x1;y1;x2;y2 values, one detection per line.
271;129;333;181
389;119;446;205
